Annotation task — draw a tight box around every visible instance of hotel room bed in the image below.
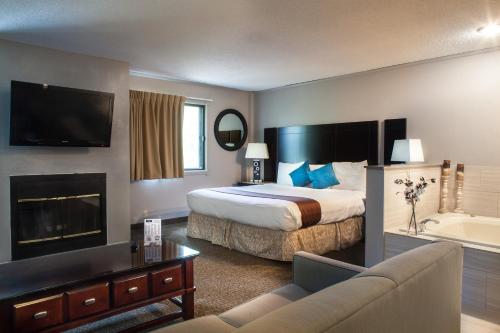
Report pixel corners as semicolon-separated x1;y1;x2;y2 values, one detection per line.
186;120;381;261
186;184;365;261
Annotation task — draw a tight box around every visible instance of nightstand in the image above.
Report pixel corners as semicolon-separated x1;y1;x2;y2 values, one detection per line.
235;181;272;186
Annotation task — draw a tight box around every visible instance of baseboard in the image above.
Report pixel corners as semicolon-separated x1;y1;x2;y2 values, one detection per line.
131;215;188;230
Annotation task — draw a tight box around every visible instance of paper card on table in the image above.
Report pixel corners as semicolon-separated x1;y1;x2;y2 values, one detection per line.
144;218;162;245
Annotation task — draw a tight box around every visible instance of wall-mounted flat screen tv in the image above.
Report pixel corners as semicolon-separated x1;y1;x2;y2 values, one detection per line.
10;81;114;147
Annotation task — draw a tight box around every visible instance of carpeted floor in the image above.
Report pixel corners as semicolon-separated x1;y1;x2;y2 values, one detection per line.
67;221;293;332
155;221;293;317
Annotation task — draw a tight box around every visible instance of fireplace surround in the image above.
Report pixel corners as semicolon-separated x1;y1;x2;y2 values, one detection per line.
10;173;107;260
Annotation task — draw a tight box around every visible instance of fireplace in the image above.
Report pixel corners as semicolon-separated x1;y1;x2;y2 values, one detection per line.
10;173;107;260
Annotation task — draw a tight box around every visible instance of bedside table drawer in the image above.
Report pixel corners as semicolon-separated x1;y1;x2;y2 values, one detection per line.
151;265;183;296
112;274;149;307
13;294;64;333
66;283;110;320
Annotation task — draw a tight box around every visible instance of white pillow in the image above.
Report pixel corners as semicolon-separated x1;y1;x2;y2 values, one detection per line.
276;161;305;186
332;160;368;192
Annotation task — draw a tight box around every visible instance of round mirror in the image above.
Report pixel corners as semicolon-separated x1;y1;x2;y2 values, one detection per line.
214;109;248;151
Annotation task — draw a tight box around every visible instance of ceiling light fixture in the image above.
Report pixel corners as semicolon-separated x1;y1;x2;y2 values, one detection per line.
477;23;500;37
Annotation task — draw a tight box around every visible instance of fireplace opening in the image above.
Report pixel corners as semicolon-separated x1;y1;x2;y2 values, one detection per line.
10;173;107;260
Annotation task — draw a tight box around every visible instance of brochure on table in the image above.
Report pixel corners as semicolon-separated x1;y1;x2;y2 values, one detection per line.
144;218;162;246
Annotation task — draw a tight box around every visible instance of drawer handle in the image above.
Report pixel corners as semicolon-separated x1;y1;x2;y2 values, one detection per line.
163;277;173;284
128;286;139;294
83;298;96;306
33;311;48;320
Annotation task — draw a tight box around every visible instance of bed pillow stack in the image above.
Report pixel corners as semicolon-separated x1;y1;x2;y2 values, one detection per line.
278;160;367;191
311;160;367;191
278;161;341;189
307;163;340;189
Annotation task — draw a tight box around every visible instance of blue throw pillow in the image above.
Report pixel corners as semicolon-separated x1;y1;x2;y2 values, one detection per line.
307;164;340;189
289;162;311;187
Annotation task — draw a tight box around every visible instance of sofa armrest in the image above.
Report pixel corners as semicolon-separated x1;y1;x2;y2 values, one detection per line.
292;251;367;293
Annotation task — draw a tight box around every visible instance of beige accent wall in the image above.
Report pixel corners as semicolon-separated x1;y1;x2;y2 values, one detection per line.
255;49;500;166
0;39;131;263
129;76;253;222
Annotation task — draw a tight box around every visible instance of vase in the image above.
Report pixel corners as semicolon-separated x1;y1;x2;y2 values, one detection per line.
407;203;418;235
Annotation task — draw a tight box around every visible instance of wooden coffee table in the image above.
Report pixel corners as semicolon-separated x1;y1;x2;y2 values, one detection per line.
0;240;199;333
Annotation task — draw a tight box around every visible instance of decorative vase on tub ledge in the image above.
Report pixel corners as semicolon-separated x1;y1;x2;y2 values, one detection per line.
438;160;451;213
454;164;465;214
395;176;436;235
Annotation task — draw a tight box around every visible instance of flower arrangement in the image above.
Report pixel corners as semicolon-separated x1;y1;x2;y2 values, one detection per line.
394;176;436;235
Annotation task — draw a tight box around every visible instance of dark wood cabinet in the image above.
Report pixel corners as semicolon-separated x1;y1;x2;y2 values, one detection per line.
0;241;199;333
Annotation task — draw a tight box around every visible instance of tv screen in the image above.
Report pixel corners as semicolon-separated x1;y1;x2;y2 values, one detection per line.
10;81;114;147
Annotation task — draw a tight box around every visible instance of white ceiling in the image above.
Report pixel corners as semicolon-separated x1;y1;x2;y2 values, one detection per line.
1;0;500;91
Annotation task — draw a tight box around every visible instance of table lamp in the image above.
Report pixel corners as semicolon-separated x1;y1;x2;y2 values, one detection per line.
245;143;269;183
391;139;424;163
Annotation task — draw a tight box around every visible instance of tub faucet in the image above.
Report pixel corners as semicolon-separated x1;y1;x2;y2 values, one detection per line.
418;218;440;232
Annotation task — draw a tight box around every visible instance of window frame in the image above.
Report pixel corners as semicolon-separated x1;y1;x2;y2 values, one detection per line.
183;102;207;173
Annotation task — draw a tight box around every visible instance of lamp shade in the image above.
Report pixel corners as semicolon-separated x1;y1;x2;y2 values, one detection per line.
245;143;269;159
391;139;424;162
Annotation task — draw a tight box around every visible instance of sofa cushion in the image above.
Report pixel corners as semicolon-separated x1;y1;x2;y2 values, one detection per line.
151;315;235;333
219;284;310;328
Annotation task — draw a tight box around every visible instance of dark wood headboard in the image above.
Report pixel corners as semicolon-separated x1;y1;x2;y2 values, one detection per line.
264;121;379;182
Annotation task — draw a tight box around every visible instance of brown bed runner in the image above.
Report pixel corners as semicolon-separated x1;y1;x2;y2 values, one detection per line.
209;188;322;228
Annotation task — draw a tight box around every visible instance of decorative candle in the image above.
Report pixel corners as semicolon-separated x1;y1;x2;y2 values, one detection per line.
438;160;451;214
454;164;465;213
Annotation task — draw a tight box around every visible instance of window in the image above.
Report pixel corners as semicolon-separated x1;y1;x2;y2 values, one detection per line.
183;103;206;171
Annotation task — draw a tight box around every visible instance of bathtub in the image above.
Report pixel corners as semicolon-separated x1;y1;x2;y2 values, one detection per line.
419;213;500;250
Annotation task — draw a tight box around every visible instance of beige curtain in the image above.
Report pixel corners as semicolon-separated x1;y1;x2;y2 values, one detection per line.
130;90;186;181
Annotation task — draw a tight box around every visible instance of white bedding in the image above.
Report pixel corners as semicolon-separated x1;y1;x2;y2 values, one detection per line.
187;184;365;231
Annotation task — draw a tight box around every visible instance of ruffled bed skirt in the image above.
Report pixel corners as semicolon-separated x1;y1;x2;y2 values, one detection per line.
187;212;364;261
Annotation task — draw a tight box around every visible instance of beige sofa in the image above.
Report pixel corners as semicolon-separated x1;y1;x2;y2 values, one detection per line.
154;241;463;333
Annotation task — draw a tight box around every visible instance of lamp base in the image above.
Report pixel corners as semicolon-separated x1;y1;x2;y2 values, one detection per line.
252;160;261;182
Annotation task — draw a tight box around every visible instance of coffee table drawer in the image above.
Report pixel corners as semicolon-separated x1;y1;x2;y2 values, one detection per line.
13;294;64;333
151;265;183;296
67;282;110;320
112;274;149;307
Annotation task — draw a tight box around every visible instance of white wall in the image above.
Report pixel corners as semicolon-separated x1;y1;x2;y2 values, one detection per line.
255;49;500;166
129;76;252;222
0;39;131;262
